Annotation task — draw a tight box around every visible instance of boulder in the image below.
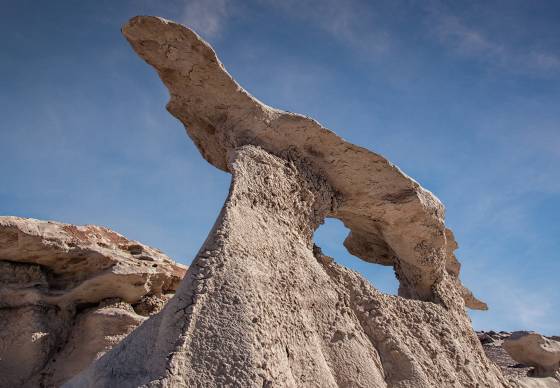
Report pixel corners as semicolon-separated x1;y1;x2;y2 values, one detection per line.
66;16;508;387
503;331;560;377
0;216;187;387
478;332;497;345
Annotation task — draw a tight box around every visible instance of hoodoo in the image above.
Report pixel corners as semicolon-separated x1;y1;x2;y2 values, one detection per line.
67;16;509;387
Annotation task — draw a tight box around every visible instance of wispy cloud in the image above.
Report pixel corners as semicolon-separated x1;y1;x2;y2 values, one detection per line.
470;271;559;335
180;0;230;37
433;14;503;58
262;0;392;57
429;7;560;75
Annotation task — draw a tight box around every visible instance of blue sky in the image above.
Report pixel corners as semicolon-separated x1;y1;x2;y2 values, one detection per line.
1;0;559;334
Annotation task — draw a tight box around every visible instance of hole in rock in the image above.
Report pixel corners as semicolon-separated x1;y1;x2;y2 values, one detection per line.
313;218;399;295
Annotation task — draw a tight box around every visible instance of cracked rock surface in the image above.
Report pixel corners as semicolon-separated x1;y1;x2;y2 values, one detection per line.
67;15;508;388
0;216;186;387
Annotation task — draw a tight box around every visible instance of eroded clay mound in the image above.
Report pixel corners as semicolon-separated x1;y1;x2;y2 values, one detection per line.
0;216;187;387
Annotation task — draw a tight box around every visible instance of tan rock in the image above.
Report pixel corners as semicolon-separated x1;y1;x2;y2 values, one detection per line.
511;377;560;388
504;331;560;377
66;15;507;387
0;216;186;387
118;15;485;310
68;144;508;387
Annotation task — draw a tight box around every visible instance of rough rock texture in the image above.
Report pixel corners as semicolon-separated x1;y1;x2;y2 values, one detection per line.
66;15;509;388
504;332;560;378
119;15;486;311
69;145;507;387
0;216;187;387
478;331;534;380
477;331;560;388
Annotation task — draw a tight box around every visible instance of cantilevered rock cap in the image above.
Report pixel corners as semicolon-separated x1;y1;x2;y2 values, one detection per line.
121;15;485;310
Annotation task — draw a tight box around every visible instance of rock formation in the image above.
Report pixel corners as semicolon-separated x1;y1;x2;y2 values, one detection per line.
477;331;560;387
503;332;560;378
64;16;511;387
118;15;486;312
0;216;187;387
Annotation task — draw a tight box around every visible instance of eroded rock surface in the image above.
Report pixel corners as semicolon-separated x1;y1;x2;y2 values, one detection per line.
0;216;187;387
504;332;560;378
69;145;507;387
477;331;560;387
66;15;508;388
119;15;486;311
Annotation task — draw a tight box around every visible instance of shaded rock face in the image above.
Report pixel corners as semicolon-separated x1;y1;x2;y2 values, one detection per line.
0;217;187;387
65;15;508;387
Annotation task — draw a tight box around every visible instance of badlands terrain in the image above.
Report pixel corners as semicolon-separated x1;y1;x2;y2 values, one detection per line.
0;15;558;388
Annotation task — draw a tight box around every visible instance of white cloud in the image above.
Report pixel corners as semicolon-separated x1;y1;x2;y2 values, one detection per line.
429;7;560;75
181;0;230;37
433;14;503;58
262;0;391;56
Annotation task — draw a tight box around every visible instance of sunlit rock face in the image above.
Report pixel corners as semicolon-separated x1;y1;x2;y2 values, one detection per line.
63;16;512;388
504;332;560;378
0;216;186;387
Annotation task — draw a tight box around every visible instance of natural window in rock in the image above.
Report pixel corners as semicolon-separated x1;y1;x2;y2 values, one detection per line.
313;218;399;295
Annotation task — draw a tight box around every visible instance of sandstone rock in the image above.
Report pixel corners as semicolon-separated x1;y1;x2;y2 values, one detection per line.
66;15;509;388
118;15;486;311
68;144;507;387
477;331;560;387
504;332;560;377
0;216;186;387
479;332;497;345
512;377;560;388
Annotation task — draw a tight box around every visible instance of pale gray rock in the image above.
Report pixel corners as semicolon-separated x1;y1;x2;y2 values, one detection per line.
0;216;187;387
68;144;508;387
119;15;486;311
504;332;560;378
511;376;560;388
67;15;508;388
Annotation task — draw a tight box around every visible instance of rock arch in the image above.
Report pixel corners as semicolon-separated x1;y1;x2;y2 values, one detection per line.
66;16;506;387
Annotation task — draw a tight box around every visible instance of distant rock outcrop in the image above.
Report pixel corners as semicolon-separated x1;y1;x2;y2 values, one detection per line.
504;332;560;378
65;16;510;387
477;331;560;387
0;216;186;387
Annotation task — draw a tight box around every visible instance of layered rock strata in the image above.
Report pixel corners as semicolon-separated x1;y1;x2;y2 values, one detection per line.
0;217;186;387
67;15;509;387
